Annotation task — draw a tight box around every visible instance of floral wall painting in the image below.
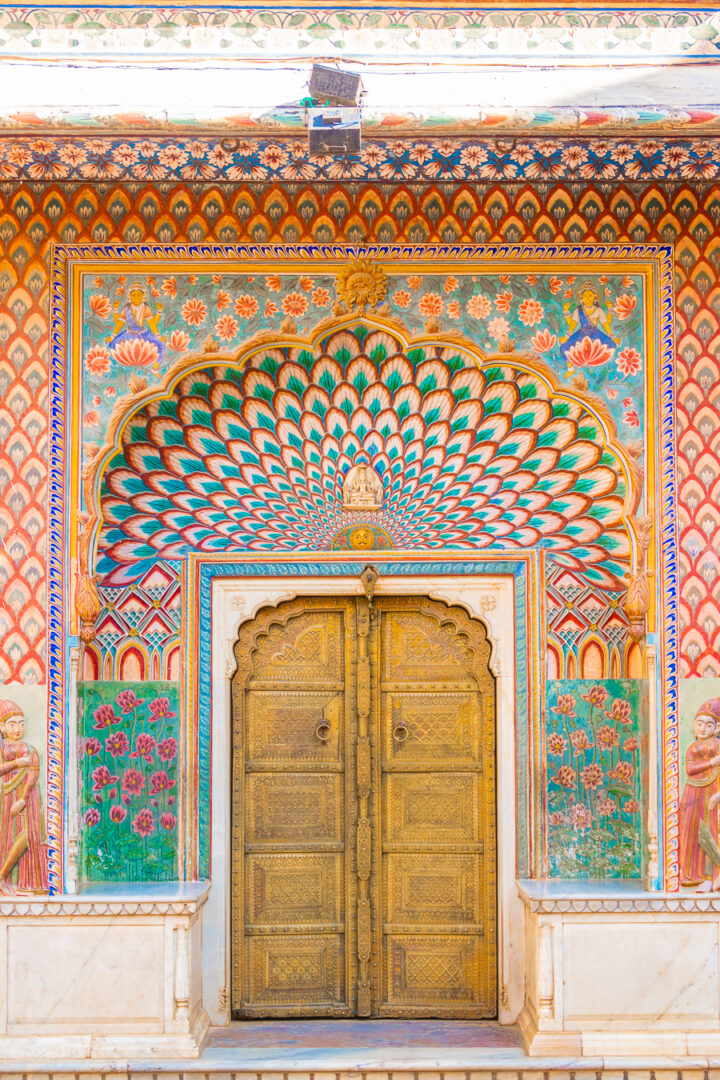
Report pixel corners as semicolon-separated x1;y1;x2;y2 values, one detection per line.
0;686;49;894
678;678;720;891
545;679;648;879
78;681;180;883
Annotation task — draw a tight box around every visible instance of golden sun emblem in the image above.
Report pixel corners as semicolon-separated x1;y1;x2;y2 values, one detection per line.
335;258;388;312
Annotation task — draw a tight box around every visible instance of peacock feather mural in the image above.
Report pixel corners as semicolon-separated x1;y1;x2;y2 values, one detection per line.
94;320;639;590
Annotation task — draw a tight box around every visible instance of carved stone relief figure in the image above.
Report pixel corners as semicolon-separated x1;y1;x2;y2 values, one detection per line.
0;698;48;893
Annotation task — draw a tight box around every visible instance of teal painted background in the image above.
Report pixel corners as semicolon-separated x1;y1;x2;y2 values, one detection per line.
78;681;180;883
545;678;648;878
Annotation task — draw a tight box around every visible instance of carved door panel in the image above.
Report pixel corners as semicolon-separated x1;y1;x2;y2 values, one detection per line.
232;598;357;1016
231;593;496;1018
373;597;497;1017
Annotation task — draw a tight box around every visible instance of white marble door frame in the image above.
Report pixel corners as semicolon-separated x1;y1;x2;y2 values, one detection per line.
205;572;523;1026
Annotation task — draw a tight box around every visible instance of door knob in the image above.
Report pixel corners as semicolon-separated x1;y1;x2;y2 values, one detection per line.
392;719;409;742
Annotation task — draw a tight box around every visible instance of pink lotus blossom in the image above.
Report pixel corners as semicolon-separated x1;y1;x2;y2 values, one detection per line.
548;810;565;827
623;737;639;752
109;804;128;823
131;732;156;764
93;704;121;730
113;338;159;368
84;737;102;756
552;765;576;789
157;737;178;762
609;761;634;783
122;768;145;796
85;808;101;826
569;803;593;830
149;770;176;796
91;764;119;794
132;808;155;837
547;732;567;757
116;689;145;714
580;763;605;790
596;724;620;750
624;799;640;814
160;812;177;830
596;796;617;816
565;335;614;369
569;728;593;754
606;698;633;724
581;684;609;708
551;694;577;717
105;730;129;758
148;697;176;721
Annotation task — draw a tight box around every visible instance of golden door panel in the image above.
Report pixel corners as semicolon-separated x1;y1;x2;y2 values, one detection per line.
386;937;484;1007
386;854;480;925
385;773;480;846
247;936;345;1006
246;853;343;926
246;691;343;765
232;593;496;1018
246;773;344;844
383;692;480;765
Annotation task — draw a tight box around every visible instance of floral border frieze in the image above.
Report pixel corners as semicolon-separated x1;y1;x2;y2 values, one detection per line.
2;135;720;183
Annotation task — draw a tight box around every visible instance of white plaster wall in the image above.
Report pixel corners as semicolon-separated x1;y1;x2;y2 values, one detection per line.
205;571;523;1026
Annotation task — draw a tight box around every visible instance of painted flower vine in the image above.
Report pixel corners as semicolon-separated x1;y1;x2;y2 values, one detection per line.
546;679;647;878
79;681;180;882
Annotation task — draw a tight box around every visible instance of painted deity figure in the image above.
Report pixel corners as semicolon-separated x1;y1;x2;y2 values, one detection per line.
0;700;48;892
679;697;720;888
559;285;618;374
108;282;166;364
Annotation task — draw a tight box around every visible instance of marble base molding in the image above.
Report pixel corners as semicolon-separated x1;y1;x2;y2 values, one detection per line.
0;885;209;1060
519;881;720;1057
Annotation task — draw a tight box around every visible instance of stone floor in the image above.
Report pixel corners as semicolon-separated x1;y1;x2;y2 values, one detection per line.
207;1020;523;1050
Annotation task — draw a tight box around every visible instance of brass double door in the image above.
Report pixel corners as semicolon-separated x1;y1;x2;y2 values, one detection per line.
231;594;496;1018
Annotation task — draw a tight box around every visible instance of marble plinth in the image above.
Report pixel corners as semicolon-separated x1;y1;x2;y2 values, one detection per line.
0;883;210;1060
519;880;720;1057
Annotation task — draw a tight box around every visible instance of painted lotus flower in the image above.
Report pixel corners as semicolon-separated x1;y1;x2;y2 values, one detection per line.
418;292;444;317
596;724;620;750
569;728;592;753
84;737;102;756
531;329;556;352
466;293;491;319
616;347;642;377
613;294;637;320
580;763;605;790
234;295;259;319
105;730;130;758
565;335;614;368
116;689;145;713
92;704;121;729
581;684;609;707
215;315;238;342
281;291;308;318
551;694;577;717
85;344;111;376
569;803;593;830
552;765;576;789
157;737;178;762
182;298;207;326
160;812;176;830
547;732;567;757
85;808;101;826
91;764;119;794
89;294;112;319
149;770;176;796
609;760;633;783
109;804;128;823
518;298;544;326
132;808;156;837
148;697;176;721
113;338;159;368
606;698;632;724
596;796;617;816
131;732;156;764
122;768;145;796
168;329;190;352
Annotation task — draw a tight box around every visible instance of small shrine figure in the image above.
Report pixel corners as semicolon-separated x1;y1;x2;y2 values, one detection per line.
679;697;720;888
0;699;48;893
342;462;384;511
559;284;618;374
108;282;166;364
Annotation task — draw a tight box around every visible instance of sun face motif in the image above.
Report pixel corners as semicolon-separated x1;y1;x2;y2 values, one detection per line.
335;258;388;312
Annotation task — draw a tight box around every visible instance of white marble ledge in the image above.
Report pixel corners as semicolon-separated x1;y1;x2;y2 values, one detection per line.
518;878;720;914
0;880;210;917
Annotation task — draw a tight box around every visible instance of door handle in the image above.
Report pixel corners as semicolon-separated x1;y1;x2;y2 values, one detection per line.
392;719;409;742
315;719;332;742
